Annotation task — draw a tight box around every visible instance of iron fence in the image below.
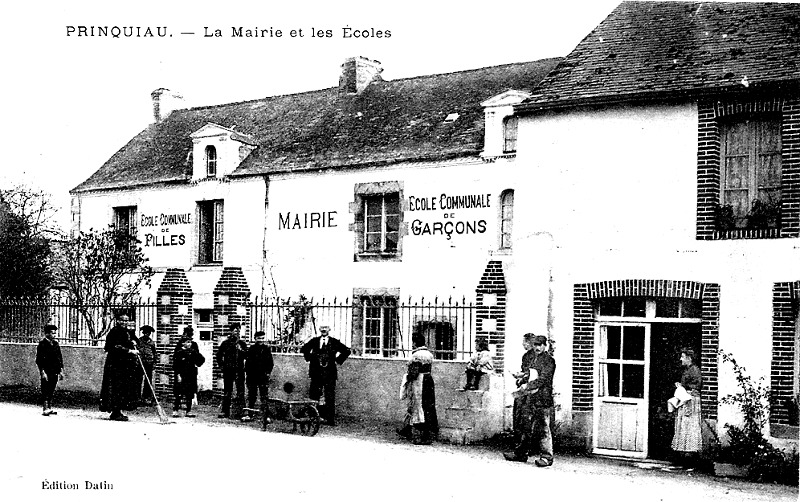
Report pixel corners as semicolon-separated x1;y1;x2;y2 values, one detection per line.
0;295;481;359
0;298;158;346
249;296;478;360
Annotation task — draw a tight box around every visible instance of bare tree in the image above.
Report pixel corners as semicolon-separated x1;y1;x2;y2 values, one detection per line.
0;183;62;240
52;227;154;344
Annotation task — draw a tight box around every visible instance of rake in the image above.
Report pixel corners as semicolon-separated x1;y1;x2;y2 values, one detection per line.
136;354;172;424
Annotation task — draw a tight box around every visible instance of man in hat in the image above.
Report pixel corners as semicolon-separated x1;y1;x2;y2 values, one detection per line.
36;324;63;416
300;325;350;425
242;330;274;423
504;333;556;467
216;322;247;419
99;313;139;421
137;325;157;405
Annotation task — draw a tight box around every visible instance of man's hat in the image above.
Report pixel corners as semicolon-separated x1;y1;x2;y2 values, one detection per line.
254;331;266;340
533;335;548;346
140;325;154;334
43;324;58;333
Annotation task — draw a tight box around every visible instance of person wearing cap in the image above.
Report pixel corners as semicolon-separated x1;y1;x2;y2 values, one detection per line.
242;331;274;423
216;322;248;419
172;327;205;418
504;333;556;467
99;313;140;421
300;325;351;426
137;325;157;405
36;324;63;416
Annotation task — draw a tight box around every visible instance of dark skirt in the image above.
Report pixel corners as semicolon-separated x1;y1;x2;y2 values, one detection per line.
99;354;139;412
421;373;439;433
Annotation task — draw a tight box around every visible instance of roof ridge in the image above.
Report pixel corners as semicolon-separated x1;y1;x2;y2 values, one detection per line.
173;57;563;114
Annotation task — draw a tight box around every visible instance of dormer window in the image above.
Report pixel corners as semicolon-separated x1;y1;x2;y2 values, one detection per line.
205;145;217;177
503;117;518;153
480;90;531;158
190;123;256;181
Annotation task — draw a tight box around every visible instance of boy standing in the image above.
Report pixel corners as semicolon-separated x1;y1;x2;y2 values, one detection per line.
36;324;63;416
242;331;274;423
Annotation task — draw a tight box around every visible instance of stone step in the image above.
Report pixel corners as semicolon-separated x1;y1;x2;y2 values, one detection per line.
440;406;480;429
450;389;486;410
438;426;474;446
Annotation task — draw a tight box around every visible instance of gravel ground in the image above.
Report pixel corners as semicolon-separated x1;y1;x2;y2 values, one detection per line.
2;385;797;502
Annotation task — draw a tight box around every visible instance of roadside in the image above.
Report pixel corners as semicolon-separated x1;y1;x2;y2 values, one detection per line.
2;384;797;499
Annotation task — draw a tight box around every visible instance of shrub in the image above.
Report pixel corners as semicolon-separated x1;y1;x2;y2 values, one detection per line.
718;351;798;485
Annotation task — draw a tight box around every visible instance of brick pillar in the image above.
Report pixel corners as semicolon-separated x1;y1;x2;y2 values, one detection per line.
212;267;252;398
155;268;193;399
476;260;507;373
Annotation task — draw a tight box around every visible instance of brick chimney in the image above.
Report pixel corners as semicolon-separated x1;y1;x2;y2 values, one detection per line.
339;56;383;94
151;88;184;123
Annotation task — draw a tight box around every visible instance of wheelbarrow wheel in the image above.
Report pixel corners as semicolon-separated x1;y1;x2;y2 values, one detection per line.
296;404;320;436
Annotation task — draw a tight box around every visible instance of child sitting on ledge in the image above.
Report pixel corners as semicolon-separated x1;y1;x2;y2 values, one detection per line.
463;340;494;390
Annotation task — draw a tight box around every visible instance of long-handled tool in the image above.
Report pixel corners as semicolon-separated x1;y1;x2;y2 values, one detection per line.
136;354;171;424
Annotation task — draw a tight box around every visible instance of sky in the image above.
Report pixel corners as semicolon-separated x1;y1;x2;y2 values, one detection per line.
3;0;784;232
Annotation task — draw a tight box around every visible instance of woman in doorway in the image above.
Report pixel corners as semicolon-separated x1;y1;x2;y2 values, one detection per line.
670;348;703;468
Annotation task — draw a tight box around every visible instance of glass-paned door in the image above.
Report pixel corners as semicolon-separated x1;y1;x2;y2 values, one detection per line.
594;323;650;458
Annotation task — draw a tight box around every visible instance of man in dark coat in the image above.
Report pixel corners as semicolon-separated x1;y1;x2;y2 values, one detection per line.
172;328;204;418
300;325;350;425
216;323;247;419
242;330;274;423
137;325;157;405
99;314;140;421
36;324;63;416
505;333;556;467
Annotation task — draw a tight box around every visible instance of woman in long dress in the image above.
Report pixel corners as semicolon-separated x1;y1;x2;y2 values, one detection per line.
670;348;703;467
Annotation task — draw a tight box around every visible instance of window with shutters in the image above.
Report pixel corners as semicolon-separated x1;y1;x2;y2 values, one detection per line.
198;200;223;264
113;206;137;252
719;116;782;230
503;116;518;153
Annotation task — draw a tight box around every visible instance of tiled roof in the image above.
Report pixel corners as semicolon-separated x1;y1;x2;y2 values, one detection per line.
518;1;800;113
72;58;560;193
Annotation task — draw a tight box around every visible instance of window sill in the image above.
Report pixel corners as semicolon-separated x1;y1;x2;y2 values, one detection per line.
712;228;782;240
192;263;223;269
355;252;402;262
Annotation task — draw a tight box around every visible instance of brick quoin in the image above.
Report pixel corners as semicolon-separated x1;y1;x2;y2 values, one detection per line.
155;268;193;399
476;260;507;373
573;280;720;420
212;267;252;398
696;97;800;240
771;282;798;425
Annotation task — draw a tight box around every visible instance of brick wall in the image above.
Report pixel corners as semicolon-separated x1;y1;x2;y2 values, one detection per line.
212;267;252;397
771;282;798;426
572;279;720;420
155;268;193;397
696;96;800;240
476;260;507;373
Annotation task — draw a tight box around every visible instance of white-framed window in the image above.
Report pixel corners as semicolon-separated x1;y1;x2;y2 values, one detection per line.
351;182;403;261
198;200;223;264
499;189;514;250
721;116;782;229
205;145;217;177
361;295;399;358
503;116;518;153
364;193;400;253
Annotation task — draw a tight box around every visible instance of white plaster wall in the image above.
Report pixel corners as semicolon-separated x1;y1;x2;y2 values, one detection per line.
512;102;800;421
75;178;267;293
262;159;519;301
